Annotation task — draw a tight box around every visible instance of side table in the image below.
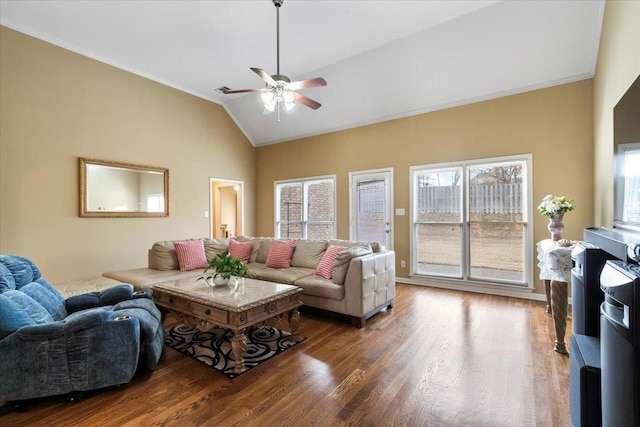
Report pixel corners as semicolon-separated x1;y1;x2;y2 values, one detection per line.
537;239;575;354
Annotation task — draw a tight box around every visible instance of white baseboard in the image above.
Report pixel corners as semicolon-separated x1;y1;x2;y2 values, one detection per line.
396;276;573;305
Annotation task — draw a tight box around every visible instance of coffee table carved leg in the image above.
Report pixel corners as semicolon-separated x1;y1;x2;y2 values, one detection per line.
287;309;303;342
550;280;569;354
231;328;247;374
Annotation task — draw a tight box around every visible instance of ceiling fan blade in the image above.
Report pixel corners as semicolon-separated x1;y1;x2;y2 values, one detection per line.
287;77;327;91
251;67;278;87
294;93;322;110
220;88;263;94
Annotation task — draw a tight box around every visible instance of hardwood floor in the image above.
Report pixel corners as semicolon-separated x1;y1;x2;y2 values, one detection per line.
0;284;571;426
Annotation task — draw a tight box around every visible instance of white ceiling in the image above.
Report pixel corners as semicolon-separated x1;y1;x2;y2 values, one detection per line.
0;0;604;147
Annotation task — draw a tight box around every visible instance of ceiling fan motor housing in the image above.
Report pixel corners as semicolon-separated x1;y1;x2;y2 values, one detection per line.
271;74;290;86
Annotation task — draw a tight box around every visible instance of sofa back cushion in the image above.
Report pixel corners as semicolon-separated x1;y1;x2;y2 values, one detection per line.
265;239;297;269
316;245;348;280
174;240;209;272
20;280;67;321
149;238;228;271
0;255;42;291
234;236;262;263
0;262;15;292
228;239;253;264
203;238;229;260
255;238;272;264
149;240;181;270
0;291;54;339
291;240;328;269
332;243;374;285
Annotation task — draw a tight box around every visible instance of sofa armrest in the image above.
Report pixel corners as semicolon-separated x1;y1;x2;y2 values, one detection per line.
343;251;396;317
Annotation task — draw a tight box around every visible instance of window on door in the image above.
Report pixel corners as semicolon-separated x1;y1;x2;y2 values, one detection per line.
275;176;336;240
411;155;531;286
350;169;393;250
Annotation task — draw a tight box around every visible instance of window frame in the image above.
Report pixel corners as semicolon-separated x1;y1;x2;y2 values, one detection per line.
274;175;337;240
409;154;533;289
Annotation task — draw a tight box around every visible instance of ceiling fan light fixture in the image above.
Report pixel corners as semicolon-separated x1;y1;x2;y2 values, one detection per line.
282;90;294;104
260;91;275;105
263;99;277;112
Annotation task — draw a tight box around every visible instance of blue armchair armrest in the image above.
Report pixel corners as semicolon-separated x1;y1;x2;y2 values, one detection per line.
65;284;135;313
1;309;142;401
15;308;133;341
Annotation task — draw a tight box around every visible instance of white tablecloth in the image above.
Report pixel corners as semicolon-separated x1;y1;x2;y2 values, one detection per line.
537;239;575;283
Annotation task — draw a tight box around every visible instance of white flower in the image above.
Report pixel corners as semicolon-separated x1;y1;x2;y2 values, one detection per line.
538;195;575;217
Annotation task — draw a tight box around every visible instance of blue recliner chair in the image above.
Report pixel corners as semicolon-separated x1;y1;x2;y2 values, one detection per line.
0;255;164;403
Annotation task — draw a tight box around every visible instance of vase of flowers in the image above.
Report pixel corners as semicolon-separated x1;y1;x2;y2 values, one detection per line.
199;251;248;286
538;194;575;241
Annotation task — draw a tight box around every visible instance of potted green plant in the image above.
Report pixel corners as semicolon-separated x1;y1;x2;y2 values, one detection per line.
200;251;248;286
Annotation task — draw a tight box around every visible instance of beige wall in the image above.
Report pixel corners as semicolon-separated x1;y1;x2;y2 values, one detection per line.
5;0;636;292
257;80;594;294
0;27;256;282
593;0;640;226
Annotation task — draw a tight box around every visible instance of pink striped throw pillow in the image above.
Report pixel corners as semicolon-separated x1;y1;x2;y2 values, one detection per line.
315;245;348;279
174;240;208;272
228;239;253;264
265;239;297;268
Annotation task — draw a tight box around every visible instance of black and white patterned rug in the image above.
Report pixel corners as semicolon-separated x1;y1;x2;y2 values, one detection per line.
164;324;305;379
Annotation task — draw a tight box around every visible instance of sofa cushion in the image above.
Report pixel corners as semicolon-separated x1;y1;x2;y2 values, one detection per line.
246;263;314;285
294;275;345;300
234;236;262;263
316;245;348;280
203;238;229;260
20;280;67;321
255;238;272;264
150;238;223;271
174;240;209;272
332;244;373;285
0;255;41;290
149;240;181;270
0;290;54;339
265;239;297;268
228;239;253;263
291;240;328;269
0;262;16;292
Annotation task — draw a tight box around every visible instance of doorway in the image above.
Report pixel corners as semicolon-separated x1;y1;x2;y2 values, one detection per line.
210;178;244;239
349;168;393;250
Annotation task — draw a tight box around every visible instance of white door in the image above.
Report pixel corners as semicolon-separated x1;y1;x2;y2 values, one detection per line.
349;169;393;250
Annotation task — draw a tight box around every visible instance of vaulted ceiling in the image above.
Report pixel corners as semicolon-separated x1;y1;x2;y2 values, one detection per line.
0;0;604;146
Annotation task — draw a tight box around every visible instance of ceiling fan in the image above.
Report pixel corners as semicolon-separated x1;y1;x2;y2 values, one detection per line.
217;0;327;121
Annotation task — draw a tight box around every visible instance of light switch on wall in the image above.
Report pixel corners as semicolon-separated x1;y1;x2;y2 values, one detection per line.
396;208;405;216
204;211;209;218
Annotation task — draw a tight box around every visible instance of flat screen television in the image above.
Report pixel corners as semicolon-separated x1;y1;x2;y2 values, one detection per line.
613;74;640;232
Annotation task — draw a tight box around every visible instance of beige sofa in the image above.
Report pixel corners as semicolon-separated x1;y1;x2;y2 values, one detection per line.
103;237;396;327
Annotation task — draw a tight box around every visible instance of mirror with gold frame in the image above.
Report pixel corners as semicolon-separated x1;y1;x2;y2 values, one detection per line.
79;158;169;217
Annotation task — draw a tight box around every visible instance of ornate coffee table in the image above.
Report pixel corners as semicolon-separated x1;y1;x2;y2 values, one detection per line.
152;276;302;374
